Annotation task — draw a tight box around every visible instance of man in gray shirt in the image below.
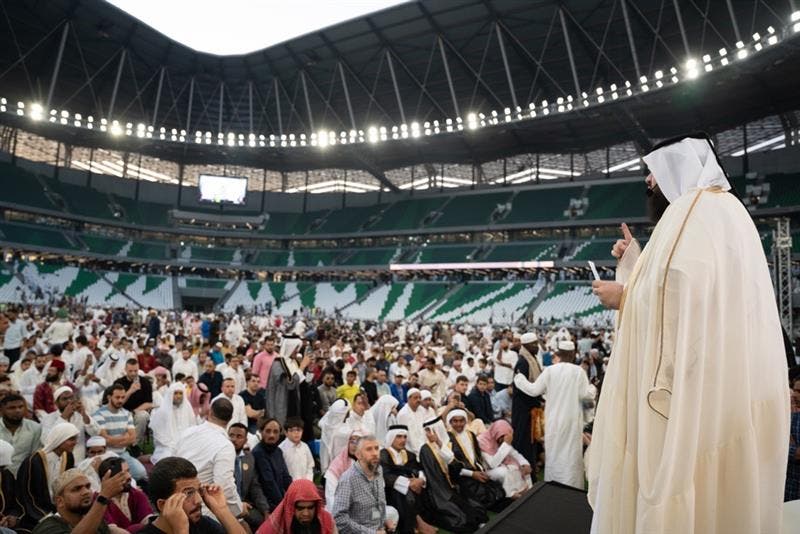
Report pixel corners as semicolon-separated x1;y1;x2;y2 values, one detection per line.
332;434;390;534
0;393;41;476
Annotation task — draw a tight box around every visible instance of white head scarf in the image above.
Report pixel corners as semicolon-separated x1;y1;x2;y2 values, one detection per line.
319;399;350;472
279;336;303;359
642;136;730;203
384;424;408;449
149;382;197;462
43;422;79;453
445;408;468;428
367;395;399;445
422;415;450;447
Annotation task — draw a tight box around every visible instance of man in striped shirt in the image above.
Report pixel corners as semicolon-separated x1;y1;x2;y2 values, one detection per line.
93;383;147;482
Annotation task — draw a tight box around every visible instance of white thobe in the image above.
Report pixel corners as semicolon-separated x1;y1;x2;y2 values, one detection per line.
396;405;427;456
176;422;242;517
212;393;247;428
586;188;790;534
40;410;101;462
514;362;593;489
279;439;315;481
171;357;199;381
19;364;49;406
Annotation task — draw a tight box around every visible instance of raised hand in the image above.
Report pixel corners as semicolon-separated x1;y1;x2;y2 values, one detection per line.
591;281;624;310
161;493;189;533
611;223;634;259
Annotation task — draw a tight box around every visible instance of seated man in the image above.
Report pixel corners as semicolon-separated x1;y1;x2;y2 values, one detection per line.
251;418;293;512
417;416;486;533
31;467;130;534
446;409;506;512
17;422;79;529
149;382;197;463
228;423;269;531
0;441;22;532
137;456;246;534
379;425;436;534
477;420;533;499
256;479;336;534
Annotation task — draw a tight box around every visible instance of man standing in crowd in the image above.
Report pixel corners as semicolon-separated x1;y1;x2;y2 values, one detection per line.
176;396;242;518
93;384;148;482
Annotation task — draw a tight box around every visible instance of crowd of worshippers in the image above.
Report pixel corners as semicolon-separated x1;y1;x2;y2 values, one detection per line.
0;306;614;533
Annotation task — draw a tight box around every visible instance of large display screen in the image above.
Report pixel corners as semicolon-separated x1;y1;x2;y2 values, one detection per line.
198;174;247;205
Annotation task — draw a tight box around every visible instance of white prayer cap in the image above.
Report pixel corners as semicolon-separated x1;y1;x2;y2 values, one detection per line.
43;422;79;453
420;390;433;401
520;332;538;344
52;468;87;496
446;409;468;426
279;336;303;359
86;436;106;448
406;388;421;399
642;134;730;203
0;440;13;466
54;386;75;400
558;340;576;352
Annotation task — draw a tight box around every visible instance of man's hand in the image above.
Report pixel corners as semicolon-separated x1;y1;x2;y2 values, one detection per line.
503;432;512;445
161;493;189;533
62;400;76;420
471;471;490;483
0;514;18;528
299;355;311;371
521;465;532;476
409;478;424;494
200;484;228;515
239;502;253;517
99;469;129;499
592;281;624;310
128;380;141;394
611;223;634;259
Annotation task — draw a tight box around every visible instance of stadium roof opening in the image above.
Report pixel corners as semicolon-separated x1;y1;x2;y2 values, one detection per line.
108;0;408;56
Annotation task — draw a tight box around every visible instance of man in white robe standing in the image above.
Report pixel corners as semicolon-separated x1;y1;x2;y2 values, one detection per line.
588;134;789;534
514;340;595;489
396;388;426;456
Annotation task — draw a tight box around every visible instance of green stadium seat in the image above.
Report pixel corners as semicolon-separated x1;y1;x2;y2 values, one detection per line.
0;162;57;211
580;181;647;220
312;204;387;234
429;192;512;228
370;197;446;231
0;222;76;250
503;186;583;224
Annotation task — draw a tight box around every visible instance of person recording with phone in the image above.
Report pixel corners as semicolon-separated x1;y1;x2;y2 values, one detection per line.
41;386;101;462
98;457;154;533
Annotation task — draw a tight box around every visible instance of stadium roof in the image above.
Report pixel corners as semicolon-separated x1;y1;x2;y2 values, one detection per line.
0;0;799;190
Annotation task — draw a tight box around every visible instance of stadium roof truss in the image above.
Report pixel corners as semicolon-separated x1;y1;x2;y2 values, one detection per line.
0;0;799;190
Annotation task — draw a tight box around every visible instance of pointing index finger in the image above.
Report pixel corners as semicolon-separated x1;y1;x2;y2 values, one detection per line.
621;223;633;242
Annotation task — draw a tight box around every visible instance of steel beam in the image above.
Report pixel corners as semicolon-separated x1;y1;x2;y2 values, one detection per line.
386;50;406;124
152;66;165;126
218;82;224;133
108;48;127;121
438;36;460;117
46;22;70;110
672;0;691;58
338;62;357;130
248;81;253;133
559;8;581;98
300;71;315;131
185;76;194;132
724;0;742;42
620;0;641;79
495;23;518;110
274;78;283;135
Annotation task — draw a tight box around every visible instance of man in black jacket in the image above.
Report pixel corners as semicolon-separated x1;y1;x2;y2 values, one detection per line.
464;375;493;425
251;418;292;511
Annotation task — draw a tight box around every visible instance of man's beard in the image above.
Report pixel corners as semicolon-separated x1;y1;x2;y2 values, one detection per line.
70;502;93;515
647;185;670;224
46;374;60;383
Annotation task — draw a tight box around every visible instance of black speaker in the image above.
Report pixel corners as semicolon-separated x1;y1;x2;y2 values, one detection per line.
477;481;593;534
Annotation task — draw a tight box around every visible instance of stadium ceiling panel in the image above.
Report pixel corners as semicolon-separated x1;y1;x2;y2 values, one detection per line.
0;0;799;182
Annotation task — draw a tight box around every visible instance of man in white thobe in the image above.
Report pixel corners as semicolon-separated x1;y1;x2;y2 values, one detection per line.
588;134;789;534
514;340;594;489
396;388;427;456
212;378;247;428
40;386;100;462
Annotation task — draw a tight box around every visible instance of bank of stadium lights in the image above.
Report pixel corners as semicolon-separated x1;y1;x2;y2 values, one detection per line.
3;15;797;152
